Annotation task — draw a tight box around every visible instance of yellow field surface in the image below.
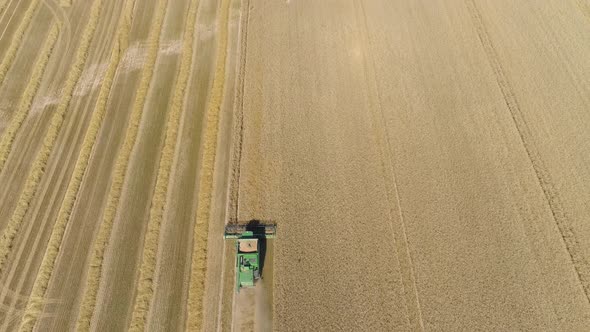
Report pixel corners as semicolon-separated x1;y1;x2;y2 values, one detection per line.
0;0;232;329
219;0;590;330
1;0;590;331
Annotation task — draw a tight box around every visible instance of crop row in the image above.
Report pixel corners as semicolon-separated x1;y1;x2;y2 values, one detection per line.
16;1;138;330
74;0;170;329
128;0;200;330
187;0;231;329
0;0;105;277
0;24;59;172
0;0;41;86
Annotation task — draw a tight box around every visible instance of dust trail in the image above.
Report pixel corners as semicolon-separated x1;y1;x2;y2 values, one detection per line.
466;0;590;303
127;0;200;330
186;0;231;329
0;24;59;172
0;0;104;277
16;0;137;330
0;0;41;86
74;0;169;329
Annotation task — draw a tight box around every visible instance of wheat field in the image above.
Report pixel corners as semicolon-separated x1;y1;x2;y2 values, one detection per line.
1;0;590;331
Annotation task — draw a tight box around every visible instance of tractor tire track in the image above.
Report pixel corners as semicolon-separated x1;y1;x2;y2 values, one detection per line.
466;0;590;303
74;0;170;328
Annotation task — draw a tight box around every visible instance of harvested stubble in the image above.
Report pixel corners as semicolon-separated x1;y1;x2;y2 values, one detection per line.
127;0;199;330
0;0;8;16
0;0;41;86
0;23;59;172
75;0;169;329
0;0;104;275
187;0;230;329
16;1;137;330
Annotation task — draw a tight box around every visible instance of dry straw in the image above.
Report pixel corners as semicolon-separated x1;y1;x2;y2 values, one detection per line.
0;0;41;86
16;1;137;330
187;0;230;329
128;0;199;329
0;24;59;172
75;0;169;329
0;0;104;275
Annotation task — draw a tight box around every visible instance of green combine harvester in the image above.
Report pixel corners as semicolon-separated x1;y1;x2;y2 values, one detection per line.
224;222;276;291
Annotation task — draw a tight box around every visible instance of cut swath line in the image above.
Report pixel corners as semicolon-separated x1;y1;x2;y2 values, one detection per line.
0;0;105;276
0;23;59;173
465;0;590;303
16;0;137;330
227;0;250;225
128;0;200;330
74;0;169;329
186;0;230;329
0;0;41;87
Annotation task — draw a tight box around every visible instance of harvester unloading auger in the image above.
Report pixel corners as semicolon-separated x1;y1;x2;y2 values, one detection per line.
224;221;276;291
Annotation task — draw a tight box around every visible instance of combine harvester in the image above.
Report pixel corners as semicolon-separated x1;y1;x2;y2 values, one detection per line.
224;222;276;291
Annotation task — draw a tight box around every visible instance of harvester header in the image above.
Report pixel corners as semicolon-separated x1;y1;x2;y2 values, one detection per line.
224;223;276;239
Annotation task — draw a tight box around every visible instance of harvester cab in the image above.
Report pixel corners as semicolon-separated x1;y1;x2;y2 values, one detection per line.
224;222;276;291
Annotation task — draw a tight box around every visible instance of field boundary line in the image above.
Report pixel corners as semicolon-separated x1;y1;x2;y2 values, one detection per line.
0;0;42;87
0;0;104;276
0;24;59;172
222;0;248;329
74;0;170;329
465;0;590;303
186;0;230;329
128;0;200;330
15;0;136;330
219;0;249;327
353;0;425;329
226;0;250;225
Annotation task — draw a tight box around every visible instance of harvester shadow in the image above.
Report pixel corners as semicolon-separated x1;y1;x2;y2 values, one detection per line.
245;220;269;278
